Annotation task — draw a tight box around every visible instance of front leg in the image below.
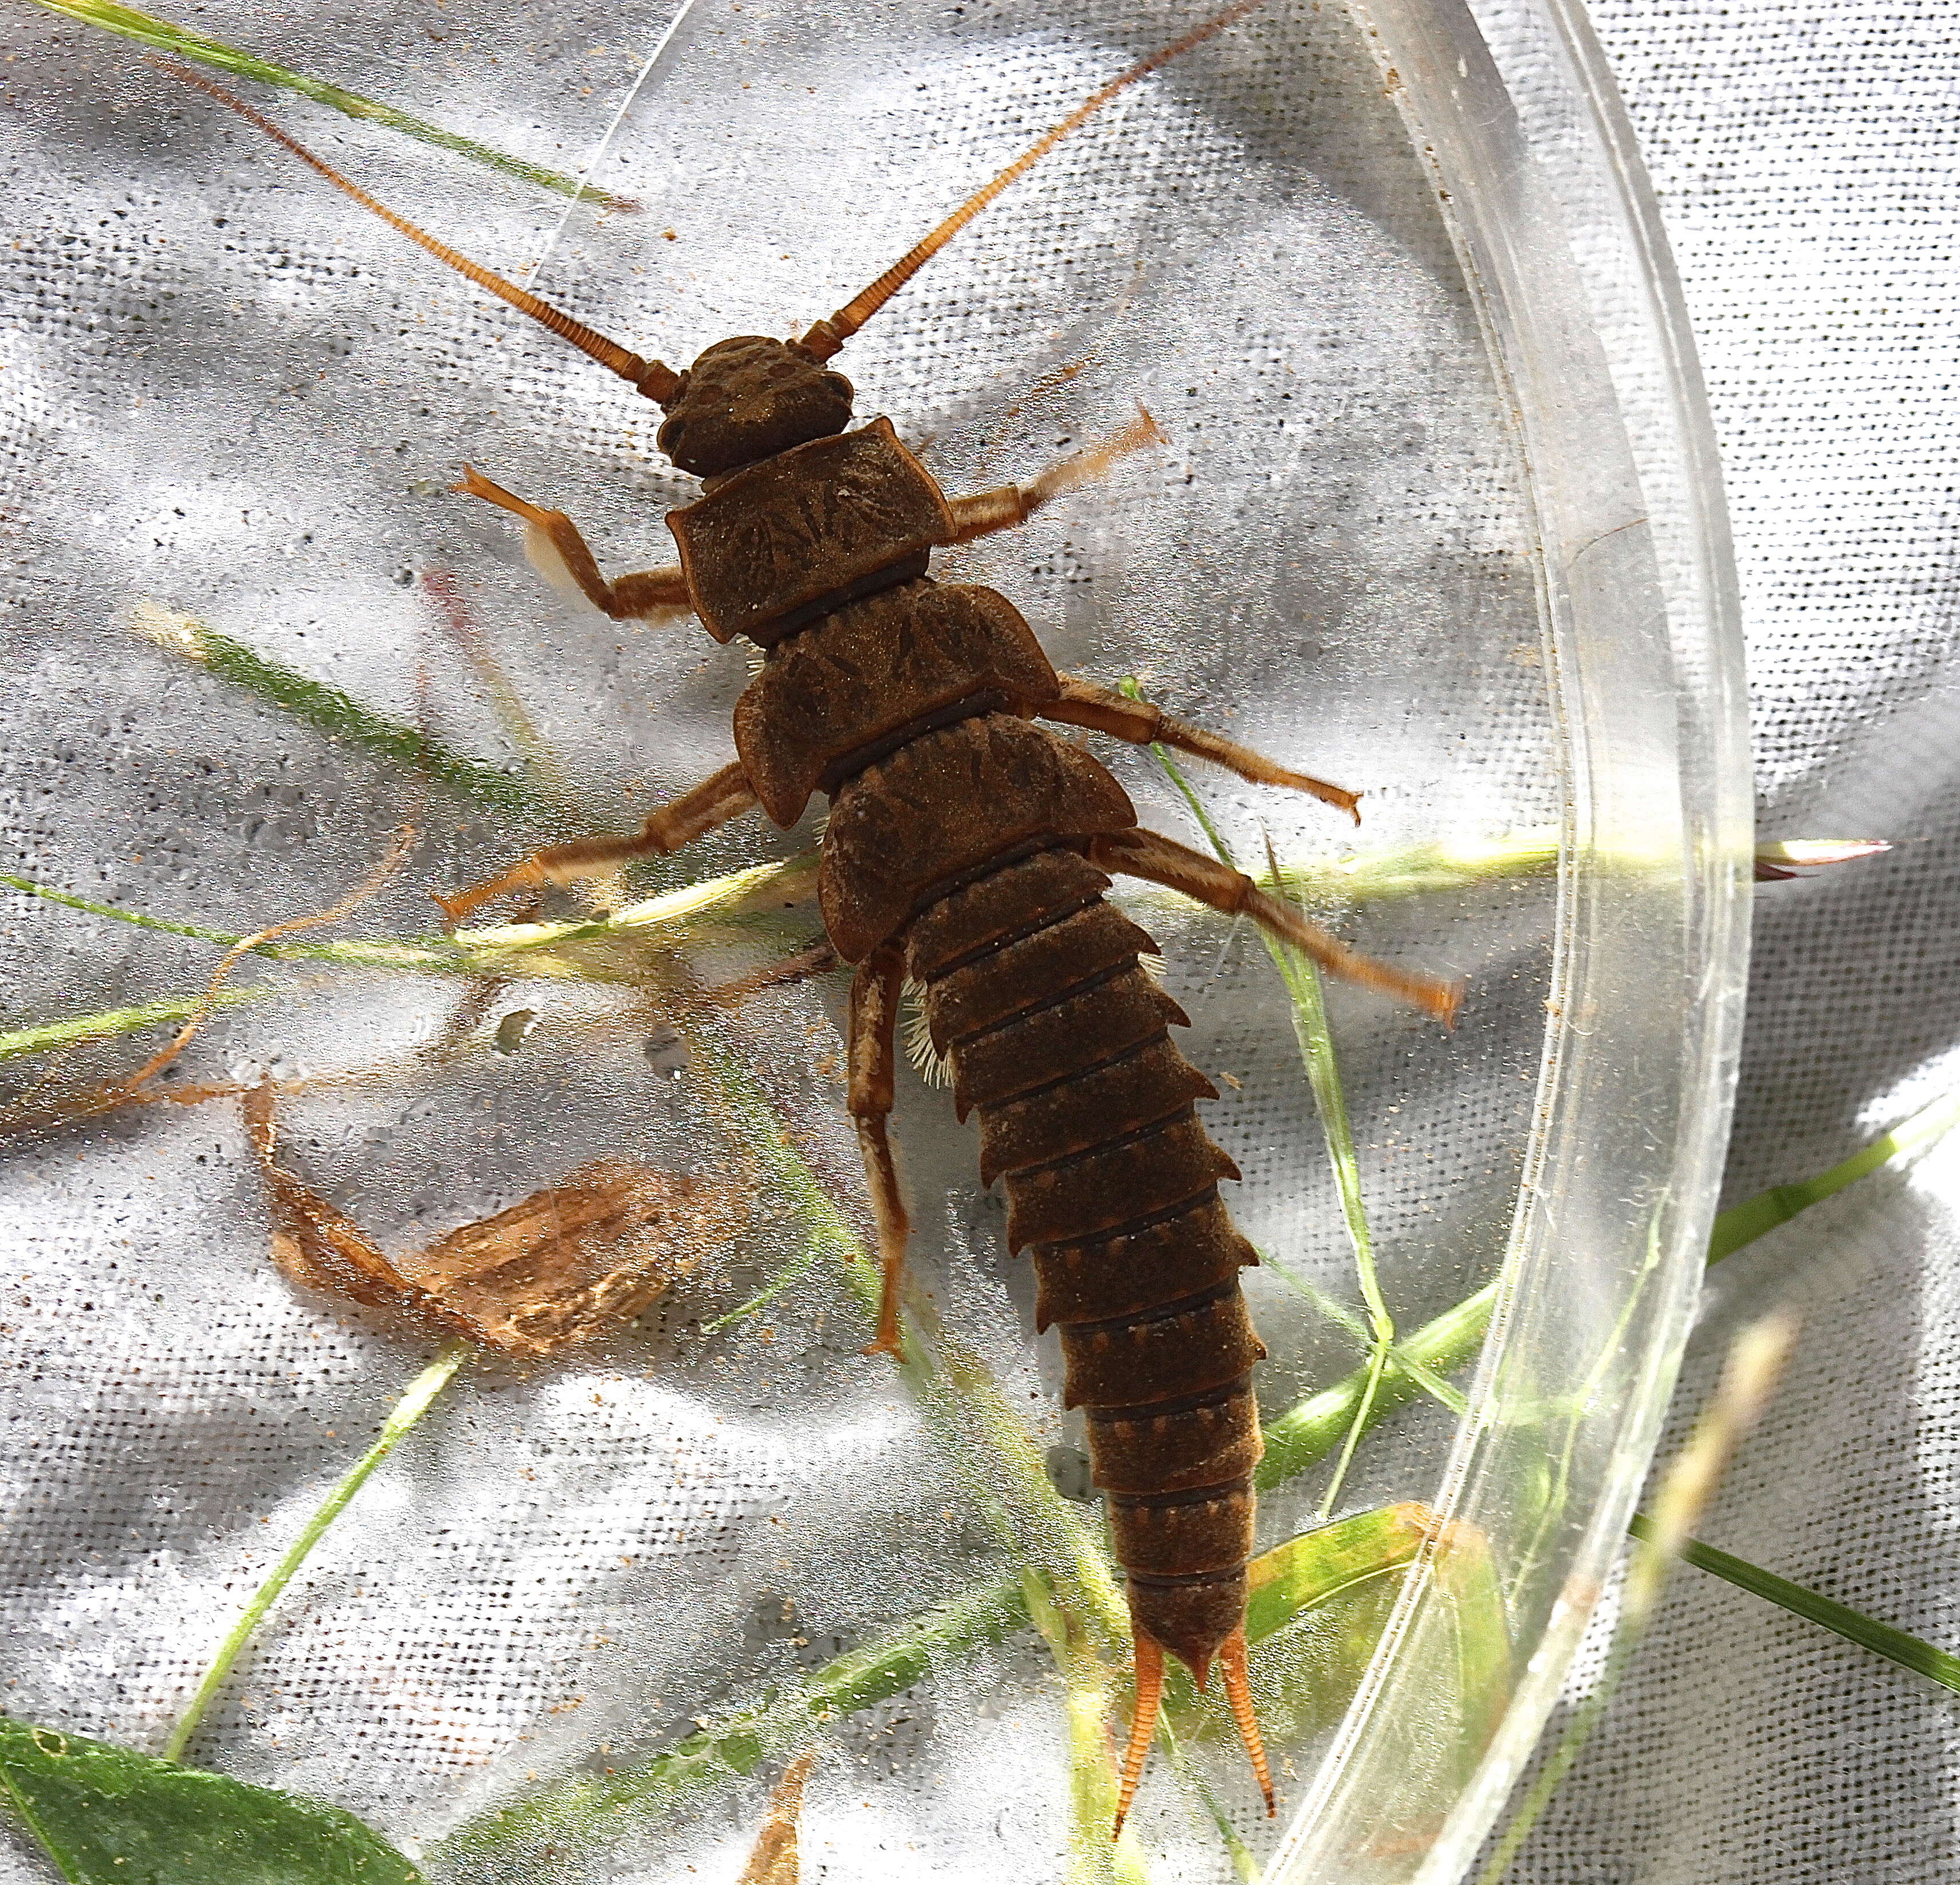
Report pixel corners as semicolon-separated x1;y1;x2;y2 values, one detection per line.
847;944;912;1360
435;760;758;924
948;407;1164;543
458;468;691;622
1042;676;1360;821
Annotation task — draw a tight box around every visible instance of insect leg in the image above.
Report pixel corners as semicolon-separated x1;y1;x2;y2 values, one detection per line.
458;468;690;621
1089;827;1463;1023
435;760;758;924
1041;677;1360;820
847;944;912;1360
703;940;839;1012
948;408;1165;543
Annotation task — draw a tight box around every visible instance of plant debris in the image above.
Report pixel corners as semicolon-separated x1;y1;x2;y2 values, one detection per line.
245;1083;746;1355
738;1752;818;1885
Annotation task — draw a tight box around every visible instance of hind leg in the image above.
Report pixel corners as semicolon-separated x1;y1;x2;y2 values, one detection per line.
1090;826;1462;1023
1040;677;1360;821
847;945;912;1359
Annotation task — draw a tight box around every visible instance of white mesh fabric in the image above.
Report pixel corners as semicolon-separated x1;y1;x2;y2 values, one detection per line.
1500;2;1960;1879
9;0;1934;1879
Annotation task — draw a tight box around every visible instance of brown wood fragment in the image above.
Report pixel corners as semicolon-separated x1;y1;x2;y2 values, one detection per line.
738;1752;817;1885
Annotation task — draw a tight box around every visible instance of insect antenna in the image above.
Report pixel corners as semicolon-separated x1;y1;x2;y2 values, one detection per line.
797;0;1266;360
156;59;679;401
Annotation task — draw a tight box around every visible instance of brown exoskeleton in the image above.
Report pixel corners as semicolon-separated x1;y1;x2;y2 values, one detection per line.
166;0;1460;1832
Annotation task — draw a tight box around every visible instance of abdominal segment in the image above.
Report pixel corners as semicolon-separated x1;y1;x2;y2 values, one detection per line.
904;843;1266;1676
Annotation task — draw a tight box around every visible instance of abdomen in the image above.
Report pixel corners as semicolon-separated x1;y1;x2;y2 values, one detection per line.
890;827;1269;1678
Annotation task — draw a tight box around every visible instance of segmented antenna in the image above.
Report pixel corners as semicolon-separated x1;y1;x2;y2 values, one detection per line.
796;0;1267;360
157;59;679;402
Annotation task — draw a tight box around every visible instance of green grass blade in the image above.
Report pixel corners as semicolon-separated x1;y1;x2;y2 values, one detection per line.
1257;1245;1470;1415
133;606;544;816
1627;1515;1960;1696
1262;881;1381;1315
30;0;633;207
1707;1084;1960;1260
1260;904;1395;1519
1752;838;1890;879
697;1242;828;1335
0;877;243;949
1273;828;1561;905
163;1342;470;1764
0;984;274;1062
0;857;821;1067
1256;1283;1498;1491
681;1026;1146;1797
1017;1569;1159;1883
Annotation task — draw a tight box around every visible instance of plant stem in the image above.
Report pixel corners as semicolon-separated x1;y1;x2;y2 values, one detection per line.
0;858;819;1066
1256;1283;1498;1491
0;984;277;1063
1259;1245;1469;1415
0;876;242;948
32;0;634;206
697;1242;828;1336
1316;1341;1392;1523
163;1341;471;1764
1266;922;1392;1521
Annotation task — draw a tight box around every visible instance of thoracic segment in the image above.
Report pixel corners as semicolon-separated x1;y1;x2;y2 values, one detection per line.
904;846;1266;1677
733;575;1061;828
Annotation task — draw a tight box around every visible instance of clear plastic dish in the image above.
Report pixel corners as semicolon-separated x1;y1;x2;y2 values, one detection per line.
2;3;1746;1883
